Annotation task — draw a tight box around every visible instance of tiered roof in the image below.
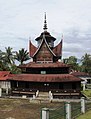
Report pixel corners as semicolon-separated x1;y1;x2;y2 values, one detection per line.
19;62;69;68
8;14;81;83
71;71;90;77
9;74;81;82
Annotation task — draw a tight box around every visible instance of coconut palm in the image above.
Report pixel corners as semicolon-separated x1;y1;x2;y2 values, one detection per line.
15;48;30;65
0;50;8;70
2;47;15;65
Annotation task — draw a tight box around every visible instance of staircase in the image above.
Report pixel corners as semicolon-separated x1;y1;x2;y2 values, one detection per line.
36;92;50;103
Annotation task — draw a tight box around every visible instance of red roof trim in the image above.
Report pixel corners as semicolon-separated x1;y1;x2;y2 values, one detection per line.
33;35;56;57
53;40;62;56
29;40;37;57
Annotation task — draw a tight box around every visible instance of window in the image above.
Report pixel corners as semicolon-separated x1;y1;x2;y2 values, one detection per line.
41;71;46;74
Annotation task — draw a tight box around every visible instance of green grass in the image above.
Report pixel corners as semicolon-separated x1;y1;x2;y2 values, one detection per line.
82;89;91;98
0;98;64;119
77;89;91;119
0;98;91;119
77;110;91;119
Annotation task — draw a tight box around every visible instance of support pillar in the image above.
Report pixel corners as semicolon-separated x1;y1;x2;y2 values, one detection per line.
0;88;2;97
36;90;39;97
81;97;85;113
42;108;49;119
33;95;36;99
6;88;8;95
65;102;71;119
49;91;53;102
83;82;86;91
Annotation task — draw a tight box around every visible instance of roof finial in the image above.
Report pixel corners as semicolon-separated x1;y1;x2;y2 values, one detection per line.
43;12;47;31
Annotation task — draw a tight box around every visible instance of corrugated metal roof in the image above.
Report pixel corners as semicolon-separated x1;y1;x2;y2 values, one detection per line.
0;71;13;81
9;74;81;82
71;72;90;77
19;62;69;68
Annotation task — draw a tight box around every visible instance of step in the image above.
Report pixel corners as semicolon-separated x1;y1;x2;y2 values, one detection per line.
38;92;49;96
38;95;49;97
36;97;49;100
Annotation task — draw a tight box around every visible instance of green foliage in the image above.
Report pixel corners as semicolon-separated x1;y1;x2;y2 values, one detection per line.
77;110;91;119
2;47;15;65
63;54;91;74
63;56;79;71
81;53;91;74
15;48;30;65
82;90;91;98
10;65;21;74
0;47;30;73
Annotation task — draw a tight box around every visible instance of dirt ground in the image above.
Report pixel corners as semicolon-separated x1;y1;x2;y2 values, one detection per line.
0;98;63;119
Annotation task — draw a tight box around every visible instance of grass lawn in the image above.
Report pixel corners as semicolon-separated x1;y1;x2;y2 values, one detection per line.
0;98;64;119
0;97;91;119
77;110;91;119
82;89;91;98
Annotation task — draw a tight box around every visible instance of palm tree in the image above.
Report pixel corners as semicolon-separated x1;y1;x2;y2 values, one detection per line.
81;53;91;73
0;50;9;70
2;47;15;65
15;48;30;65
10;64;21;74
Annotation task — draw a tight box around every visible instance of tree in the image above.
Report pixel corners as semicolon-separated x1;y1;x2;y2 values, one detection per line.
0;47;16;71
81;53;91;73
2;47;15;66
0;50;9;70
15;48;30;65
10;64;21;74
63;56;79;71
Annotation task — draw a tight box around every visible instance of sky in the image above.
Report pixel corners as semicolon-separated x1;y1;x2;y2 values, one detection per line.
0;0;91;59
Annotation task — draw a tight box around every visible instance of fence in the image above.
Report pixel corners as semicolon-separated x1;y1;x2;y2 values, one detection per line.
49;105;65;119
71;102;81;119
85;100;91;112
41;97;91;119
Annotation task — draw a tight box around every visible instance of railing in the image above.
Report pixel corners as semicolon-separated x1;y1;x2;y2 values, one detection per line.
51;89;81;99
86;100;91;111
71;102;81;119
51;89;80;93
41;98;91;119
11;88;37;92
11;88;37;97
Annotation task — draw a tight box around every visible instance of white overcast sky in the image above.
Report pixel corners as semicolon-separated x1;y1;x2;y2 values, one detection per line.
0;0;91;59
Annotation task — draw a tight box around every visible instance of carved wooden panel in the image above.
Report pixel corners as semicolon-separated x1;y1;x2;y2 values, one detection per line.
36;42;53;62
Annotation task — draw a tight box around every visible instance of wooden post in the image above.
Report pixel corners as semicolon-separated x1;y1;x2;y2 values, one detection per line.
42;108;49;119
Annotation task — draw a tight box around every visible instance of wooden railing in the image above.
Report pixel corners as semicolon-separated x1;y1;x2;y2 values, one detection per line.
11;88;37;97
51;89;80;93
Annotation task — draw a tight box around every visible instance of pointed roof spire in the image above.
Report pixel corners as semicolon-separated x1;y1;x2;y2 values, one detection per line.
61;34;63;41
43;12;47;31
